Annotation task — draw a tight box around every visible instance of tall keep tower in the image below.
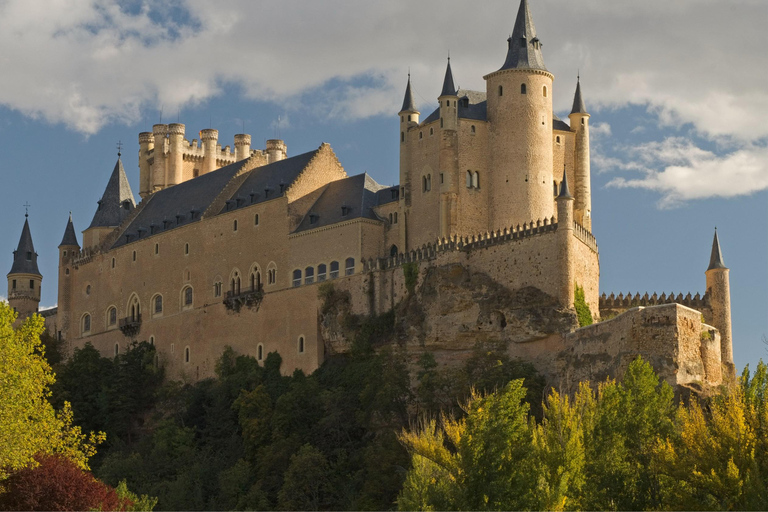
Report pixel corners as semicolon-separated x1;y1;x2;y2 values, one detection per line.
705;229;735;380
398;74;419;250
484;0;554;229
7;215;42;320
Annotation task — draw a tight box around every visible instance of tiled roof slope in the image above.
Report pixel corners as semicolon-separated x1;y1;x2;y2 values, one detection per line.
220;149;319;215
88;158;136;229
499;0;547;71
111;159;248;248
294;173;388;233
9;218;41;276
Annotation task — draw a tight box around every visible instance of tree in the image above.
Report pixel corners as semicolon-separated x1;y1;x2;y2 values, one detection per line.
277;444;331;510
0;303;102;480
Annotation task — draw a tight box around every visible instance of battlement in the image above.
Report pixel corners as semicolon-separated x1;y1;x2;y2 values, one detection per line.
599;291;709;311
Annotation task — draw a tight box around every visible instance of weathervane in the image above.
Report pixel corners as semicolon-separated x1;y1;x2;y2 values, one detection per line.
23;201;30;218
116;140;123;157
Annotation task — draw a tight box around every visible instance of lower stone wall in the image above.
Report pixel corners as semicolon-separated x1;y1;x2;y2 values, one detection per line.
555;303;722;393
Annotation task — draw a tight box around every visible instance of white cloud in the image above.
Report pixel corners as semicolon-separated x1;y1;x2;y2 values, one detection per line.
0;0;764;145
591;122;611;137
606;138;768;207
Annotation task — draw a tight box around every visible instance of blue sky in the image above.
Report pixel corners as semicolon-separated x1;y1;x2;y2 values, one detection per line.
1;0;766;370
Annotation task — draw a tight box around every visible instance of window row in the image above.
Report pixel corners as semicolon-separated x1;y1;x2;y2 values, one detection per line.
388;212;399;224
83;287;194;335
498;84;547;97
292;258;355;287
256;335;306;362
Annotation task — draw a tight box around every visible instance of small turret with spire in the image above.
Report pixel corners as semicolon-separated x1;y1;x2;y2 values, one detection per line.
7;212;42;320
83;154;137;248
569;75;592;230
705;228;734;379
439;57;458;131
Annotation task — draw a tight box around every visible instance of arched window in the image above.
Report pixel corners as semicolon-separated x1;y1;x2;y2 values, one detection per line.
466;171;472;188
154;295;163;314
499;85;503;96
150;336;154;345
257;344;264;361
155;243;159;255
128;294;140;322
184;243;189;255
554;180;559;196
472;171;480;188
317;264;327;282
390;245;398;257
556;135;561;144
521;83;527;94
293;269;302;287
108;307;116;326
330;261;340;279
345;257;355;276
581;118;585;125
82;313;91;334
185;346;190;363
298;336;305;353
267;262;277;285
543;85;547;97
389;213;393;223
183;287;193;307
430;127;434;136
305;266;315;285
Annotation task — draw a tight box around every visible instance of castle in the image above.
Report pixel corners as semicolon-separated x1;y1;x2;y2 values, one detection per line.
6;0;735;388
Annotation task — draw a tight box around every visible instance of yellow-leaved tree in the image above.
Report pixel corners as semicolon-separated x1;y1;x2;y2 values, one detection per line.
0;302;103;481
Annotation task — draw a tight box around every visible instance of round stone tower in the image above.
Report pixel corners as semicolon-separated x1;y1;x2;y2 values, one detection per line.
7;215;42;321
234;133;252;161
568;77;592;230
57;213;79;340
152;124;168;191
167;123;185;186
200;128;219;174
138;131;154;198
705;229;735;380
484;0;554;230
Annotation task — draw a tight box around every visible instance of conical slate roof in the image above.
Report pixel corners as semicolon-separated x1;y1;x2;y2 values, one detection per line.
707;229;727;270
499;0;547;71
440;59;457;97
8;217;41;276
88;158;136;229
557;166;573;199
59;213;80;248
400;75;417;112
571;77;587;114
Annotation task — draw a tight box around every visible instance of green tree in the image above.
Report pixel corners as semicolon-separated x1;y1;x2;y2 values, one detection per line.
277;444;331;510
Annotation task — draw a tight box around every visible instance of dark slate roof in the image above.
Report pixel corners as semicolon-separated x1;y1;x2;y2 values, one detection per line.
571;78;587;114
707;230;727;270
221;148;320;214
111;158;248;248
400;75;417;112
423;88;487;124
88;158;136;229
59;213;80;248
553;113;571;131
8;218;41;276
440;59;457;97
376;185;400;205
294;173;387;233
499;0;547;72
557;166;573;199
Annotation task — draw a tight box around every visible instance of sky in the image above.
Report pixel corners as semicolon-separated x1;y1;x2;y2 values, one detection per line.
1;0;766;370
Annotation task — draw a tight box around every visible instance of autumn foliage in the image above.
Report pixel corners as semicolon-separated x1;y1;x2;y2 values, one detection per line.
0;454;129;511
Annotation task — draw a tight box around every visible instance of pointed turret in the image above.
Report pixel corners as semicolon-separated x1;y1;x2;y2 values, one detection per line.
7;215;42;320
59;213;80;248
8;217;41;276
400;74;417;113
571;77;587;114
499;0;547;71
88;157;136;230
440;58;457;97
707;229;727;270
557;165;573;200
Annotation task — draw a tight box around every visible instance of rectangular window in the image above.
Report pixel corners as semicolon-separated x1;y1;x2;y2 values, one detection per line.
12;279;16;289
30;280;34;289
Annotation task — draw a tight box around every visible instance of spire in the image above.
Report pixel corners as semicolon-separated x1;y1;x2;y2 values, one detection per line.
500;0;547;71
400;74;417;113
557;165;573;199
571;76;587;114
88;157;136;229
59;212;80;248
8;217;41;276
440;58;457;97
707;229;727;270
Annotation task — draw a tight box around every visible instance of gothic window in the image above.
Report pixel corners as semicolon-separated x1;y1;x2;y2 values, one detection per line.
521;83;527;94
293;269;302;287
267;263;277;285
214;281;222;297
466;171;472;188
473;172;480;188
183;286;193;307
345;258;355;276
317;264;327;282
154;295;163;315
330;261;339;279
298;336;305;353
82;314;91;334
390;245;398;257
305;266;315;285
108;307;116;326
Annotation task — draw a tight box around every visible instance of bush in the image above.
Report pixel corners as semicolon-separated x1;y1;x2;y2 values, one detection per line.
574;284;593;327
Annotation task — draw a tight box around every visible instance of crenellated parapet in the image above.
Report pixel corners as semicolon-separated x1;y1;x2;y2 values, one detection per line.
599;291;710;317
